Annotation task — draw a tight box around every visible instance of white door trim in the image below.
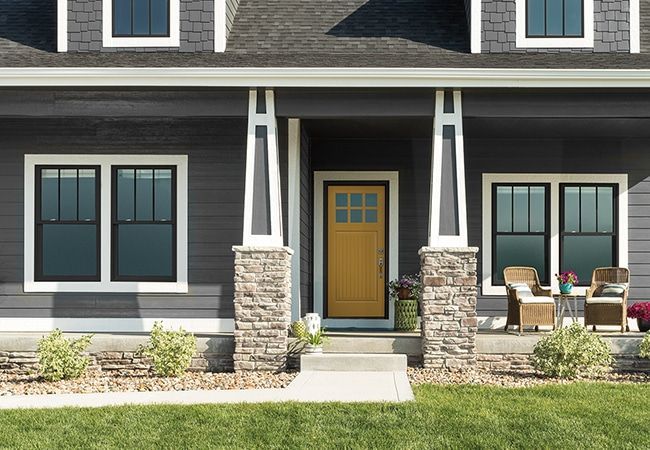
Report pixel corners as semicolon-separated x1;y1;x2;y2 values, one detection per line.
313;171;399;329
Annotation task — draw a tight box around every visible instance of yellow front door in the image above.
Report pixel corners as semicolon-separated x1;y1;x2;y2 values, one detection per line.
327;185;386;318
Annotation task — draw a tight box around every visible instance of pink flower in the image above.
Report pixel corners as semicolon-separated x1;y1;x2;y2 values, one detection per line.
627;302;650;320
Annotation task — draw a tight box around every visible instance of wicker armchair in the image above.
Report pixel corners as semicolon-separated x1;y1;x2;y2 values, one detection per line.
585;267;630;333
503;267;556;334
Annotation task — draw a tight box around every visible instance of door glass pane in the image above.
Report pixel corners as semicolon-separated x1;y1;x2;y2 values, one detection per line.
597;186;614;233
113;0;132;35
136;169;153;221
59;169;78;221
78;169;96;221
150;0;169;35
563;186;580;232
133;0;150;35
350;209;363;223
154;169;172;221
40;169;59;221
527;0;546;36
564;0;583;36
495;235;547;283
117;169;135;221
580;187;597;232
529;186;546;232
366;209;378;223
562;236;613;285
496;186;512;232
365;193;377;207
513;186;529;232
335;193;347;207
41;224;97;277
335;209;347;223
117;224;173;277
546;0;564;36
350;193;363;207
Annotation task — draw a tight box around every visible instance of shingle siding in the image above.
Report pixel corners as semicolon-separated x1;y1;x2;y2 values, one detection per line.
225;0;240;39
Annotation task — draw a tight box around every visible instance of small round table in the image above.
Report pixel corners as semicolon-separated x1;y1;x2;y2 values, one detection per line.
553;293;581;328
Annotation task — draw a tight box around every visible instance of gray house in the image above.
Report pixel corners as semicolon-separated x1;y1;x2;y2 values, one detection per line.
1;0;650;369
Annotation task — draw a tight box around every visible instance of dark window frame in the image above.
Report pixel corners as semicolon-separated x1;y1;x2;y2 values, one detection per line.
559;183;618;287
525;0;585;38
34;165;101;282
111;165;177;282
491;183;551;285
112;0;171;38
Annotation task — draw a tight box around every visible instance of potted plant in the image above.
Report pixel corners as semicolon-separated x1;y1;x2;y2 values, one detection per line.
301;327;328;354
627;302;650;332
555;271;579;294
389;274;422;331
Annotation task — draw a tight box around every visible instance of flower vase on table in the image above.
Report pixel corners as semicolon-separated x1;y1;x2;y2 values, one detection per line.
556;271;579;295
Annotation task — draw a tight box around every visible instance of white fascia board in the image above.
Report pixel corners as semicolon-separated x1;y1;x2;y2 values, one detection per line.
4;68;650;88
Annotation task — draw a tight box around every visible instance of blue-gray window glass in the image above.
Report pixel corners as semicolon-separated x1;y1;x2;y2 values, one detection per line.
350;193;363;207
113;0;170;37
350;209;363;223
527;0;583;37
493;184;549;284
113;167;176;280
36;167;99;280
335;193;347;207
561;185;616;285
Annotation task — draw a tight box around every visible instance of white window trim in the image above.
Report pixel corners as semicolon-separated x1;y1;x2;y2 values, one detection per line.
24;154;188;293
481;173;628;296
0;318;233;333
515;0;594;48
313;171;399;329
102;0;180;48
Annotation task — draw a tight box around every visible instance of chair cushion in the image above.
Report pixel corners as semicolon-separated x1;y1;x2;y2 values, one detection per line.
513;287;534;300
519;296;555;304
586;296;624;305
601;283;627;297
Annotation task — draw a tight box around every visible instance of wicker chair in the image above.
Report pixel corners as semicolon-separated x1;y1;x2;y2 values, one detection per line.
503;267;556;334
585;267;630;333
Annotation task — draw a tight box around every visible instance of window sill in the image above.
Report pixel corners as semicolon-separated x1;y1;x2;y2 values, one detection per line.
482;284;589;297
102;36;180;48
515;35;594;49
24;281;189;294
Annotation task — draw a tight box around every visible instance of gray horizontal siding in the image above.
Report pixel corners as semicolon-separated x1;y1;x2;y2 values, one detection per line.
0;117;247;319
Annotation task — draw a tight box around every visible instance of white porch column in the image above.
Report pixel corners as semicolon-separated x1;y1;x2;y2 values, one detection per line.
288;118;301;321
428;89;468;247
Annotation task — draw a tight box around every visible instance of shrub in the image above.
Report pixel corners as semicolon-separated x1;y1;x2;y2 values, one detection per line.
139;322;196;377
531;323;612;379
37;329;93;382
640;333;650;359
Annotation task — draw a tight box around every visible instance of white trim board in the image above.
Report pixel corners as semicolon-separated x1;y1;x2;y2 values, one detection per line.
481;173;628;296
630;0;640;53
24;154;189;293
214;0;227;52
288;118;301;321
515;0;594;49
0;318;234;333
102;0;180;48
470;0;482;53
313;171;399;329
57;0;67;52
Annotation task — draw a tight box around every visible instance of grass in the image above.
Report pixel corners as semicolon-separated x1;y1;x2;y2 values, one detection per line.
1;383;648;449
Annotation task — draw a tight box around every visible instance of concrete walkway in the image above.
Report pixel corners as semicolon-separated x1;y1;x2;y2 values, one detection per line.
0;371;414;409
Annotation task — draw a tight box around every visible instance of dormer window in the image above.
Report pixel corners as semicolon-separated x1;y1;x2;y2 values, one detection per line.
113;0;170;37
515;0;593;48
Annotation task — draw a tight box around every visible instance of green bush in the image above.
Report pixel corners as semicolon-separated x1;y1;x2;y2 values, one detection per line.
139;322;197;377
531;323;612;379
640;333;650;359
37;329;93;382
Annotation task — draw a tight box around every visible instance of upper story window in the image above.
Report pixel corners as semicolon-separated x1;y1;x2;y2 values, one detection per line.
526;0;583;37
113;0;170;37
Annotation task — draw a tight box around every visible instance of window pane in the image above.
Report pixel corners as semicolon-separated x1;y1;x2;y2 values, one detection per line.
350;209;363;223
580;187;597;232
154;169;172;221
366;209;378;223
562;236;613;285
529;186;546;232
527;0;546;36
495;235;547;283
40;169;59;221
117;224;173;278
78;169;96;221
133;0;150;35
41;224;97;277
597;187;614;233
350;193;363;207
335;193;347;207
365;193;377;207
335;209;347;223
150;0;169;35
113;0;132;35
546;0;564;36
496;186;512;232
564;186;580;232
59;169;78;221
564;0;583;36
513;186;529;232
136;169;153;221
117;169;135;221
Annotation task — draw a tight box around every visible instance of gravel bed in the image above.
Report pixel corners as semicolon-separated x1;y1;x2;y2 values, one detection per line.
408;367;650;388
0;371;297;396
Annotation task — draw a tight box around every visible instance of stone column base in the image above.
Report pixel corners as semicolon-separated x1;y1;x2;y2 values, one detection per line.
232;246;293;372
419;247;479;370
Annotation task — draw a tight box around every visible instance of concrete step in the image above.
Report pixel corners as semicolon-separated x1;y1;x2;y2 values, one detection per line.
300;353;407;372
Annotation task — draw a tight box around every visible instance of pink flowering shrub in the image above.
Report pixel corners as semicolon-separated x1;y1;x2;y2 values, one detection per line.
627;302;650;321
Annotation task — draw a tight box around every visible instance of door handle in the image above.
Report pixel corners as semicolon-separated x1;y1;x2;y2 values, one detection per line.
378;258;384;279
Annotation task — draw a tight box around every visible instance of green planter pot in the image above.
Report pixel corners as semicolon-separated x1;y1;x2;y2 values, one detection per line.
394;299;418;331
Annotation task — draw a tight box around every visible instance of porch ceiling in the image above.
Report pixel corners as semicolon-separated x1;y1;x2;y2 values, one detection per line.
303;117;433;140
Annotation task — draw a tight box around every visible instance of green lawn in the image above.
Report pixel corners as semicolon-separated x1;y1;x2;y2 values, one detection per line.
1;383;648;449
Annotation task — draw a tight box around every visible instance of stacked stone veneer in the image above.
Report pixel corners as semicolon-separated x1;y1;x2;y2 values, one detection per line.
478;353;650;372
68;0;214;52
482;0;630;53
232;246;292;372
420;247;479;369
